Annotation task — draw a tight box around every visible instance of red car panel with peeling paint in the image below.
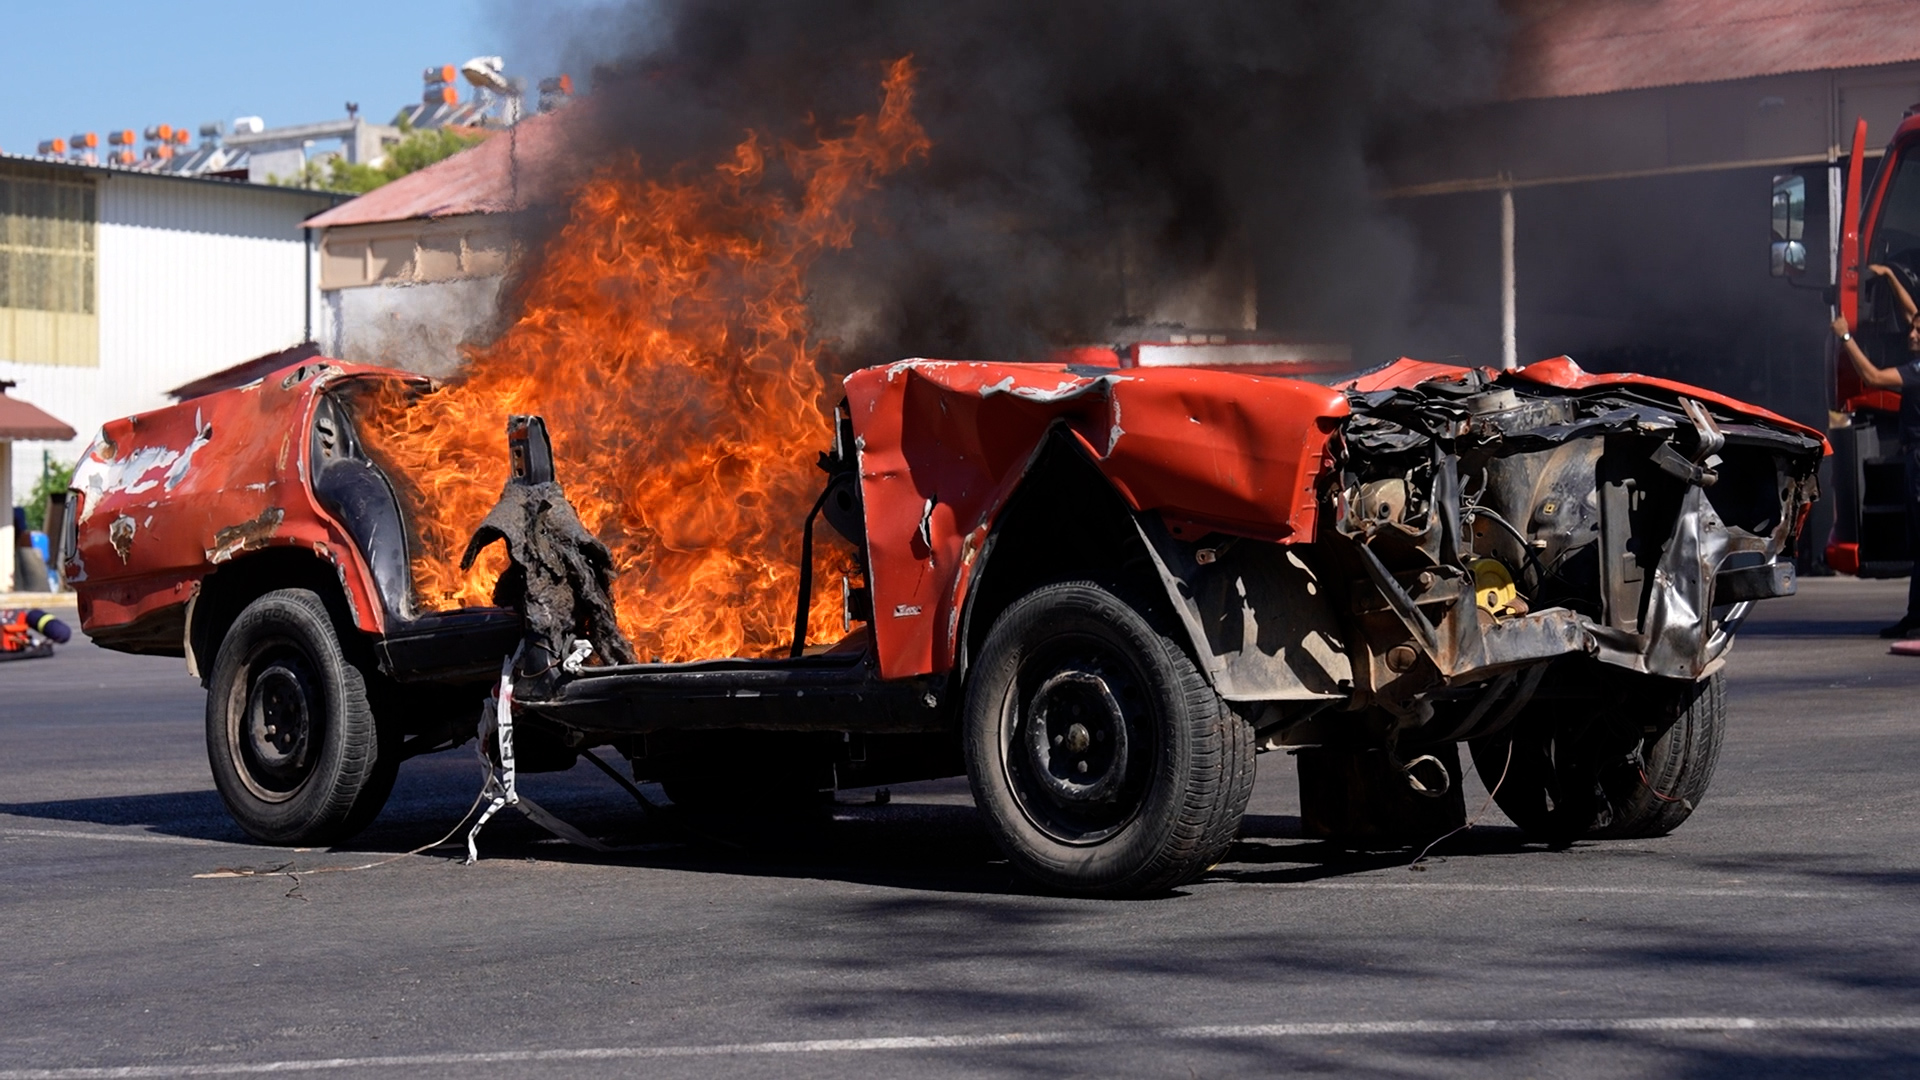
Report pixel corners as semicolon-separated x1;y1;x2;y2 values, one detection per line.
68;361;426;646
845;360;1350;680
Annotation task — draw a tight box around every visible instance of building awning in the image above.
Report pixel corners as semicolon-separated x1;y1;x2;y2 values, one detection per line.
0;382;76;441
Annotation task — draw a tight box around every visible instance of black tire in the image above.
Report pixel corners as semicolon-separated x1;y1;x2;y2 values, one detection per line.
339;712;403;839
205;589;387;845
963;582;1254;896
1470;670;1724;842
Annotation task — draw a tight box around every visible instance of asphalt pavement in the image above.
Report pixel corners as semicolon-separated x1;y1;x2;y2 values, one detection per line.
3;578;1919;1078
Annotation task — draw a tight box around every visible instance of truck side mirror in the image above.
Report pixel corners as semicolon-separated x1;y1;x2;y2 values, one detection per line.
1772;174;1807;277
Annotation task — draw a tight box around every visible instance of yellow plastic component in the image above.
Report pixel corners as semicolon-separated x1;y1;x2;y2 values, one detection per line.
1471;558;1519;617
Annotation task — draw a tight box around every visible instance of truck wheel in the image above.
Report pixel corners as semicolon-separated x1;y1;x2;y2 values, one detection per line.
963;582;1253;896
205;589;385;846
1470;671;1724;842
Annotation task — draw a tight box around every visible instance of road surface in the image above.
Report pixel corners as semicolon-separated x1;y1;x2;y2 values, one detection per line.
3;578;1917;1077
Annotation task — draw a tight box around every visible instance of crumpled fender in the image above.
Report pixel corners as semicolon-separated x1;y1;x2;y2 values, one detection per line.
845;360;1349;680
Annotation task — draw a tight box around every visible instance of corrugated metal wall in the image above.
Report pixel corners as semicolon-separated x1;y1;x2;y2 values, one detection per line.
0;172;332;498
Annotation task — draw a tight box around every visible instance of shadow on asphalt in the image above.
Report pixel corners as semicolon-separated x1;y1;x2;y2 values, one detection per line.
1670;1043;1920;1080
0;778;1554;896
396;802;1552;898
0;789;249;843
1211;821;1545;885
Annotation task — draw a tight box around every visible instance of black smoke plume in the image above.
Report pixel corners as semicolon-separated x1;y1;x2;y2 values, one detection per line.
524;0;1512;369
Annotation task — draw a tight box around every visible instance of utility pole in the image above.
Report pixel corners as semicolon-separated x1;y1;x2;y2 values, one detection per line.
1500;179;1517;370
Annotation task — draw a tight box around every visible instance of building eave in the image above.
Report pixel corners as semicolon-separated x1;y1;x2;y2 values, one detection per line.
0;152;349;204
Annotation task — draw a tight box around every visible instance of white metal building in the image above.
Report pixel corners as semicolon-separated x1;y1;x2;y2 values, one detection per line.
0;155;337;497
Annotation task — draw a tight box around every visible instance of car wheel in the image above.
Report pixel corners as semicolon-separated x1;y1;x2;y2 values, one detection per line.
205;589;385;845
963;581;1253;896
1470;671;1724;842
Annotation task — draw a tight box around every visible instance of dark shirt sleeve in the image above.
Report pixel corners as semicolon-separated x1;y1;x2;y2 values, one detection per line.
1896;365;1920;446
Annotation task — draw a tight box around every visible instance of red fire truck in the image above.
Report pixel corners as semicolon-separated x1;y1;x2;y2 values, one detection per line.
1787;113;1920;575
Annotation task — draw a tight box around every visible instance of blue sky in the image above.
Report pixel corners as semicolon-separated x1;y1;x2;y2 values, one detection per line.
0;1;618;155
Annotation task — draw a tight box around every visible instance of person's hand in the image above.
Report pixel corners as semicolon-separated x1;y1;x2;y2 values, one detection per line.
1833;315;1853;339
1870;263;1894;277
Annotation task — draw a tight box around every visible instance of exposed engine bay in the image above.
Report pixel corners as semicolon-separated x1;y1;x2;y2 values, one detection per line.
1301;365;1821;755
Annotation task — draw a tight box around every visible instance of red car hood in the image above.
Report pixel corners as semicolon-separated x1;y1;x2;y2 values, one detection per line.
1344;356;1829;451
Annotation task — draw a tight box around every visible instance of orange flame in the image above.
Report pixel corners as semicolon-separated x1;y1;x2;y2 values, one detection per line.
362;58;929;662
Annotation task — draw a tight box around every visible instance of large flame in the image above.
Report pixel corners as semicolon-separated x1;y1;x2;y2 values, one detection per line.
361;58;929;662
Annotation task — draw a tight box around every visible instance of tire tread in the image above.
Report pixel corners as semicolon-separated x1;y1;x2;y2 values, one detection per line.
963;581;1253;896
205;588;383;846
1469;670;1724;843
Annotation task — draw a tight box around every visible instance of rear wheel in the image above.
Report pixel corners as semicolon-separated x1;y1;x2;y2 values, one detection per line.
1470;670;1724;842
963;582;1253;896
205;589;388;845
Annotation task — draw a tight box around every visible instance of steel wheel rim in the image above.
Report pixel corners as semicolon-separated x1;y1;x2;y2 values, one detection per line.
228;641;323;803
1001;632;1152;845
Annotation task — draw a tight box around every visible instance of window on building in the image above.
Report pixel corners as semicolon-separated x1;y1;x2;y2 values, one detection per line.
0;162;98;367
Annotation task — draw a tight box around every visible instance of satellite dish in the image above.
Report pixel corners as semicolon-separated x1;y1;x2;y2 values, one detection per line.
461;56;512;94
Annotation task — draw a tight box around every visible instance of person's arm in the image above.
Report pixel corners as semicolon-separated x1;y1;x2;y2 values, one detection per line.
1867;264;1920;321
1833;315;1905;390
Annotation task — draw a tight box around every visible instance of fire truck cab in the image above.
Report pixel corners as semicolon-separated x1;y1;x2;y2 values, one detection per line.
1782;111;1920;575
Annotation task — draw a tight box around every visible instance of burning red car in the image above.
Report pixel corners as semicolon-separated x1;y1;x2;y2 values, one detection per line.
65;347;1821;896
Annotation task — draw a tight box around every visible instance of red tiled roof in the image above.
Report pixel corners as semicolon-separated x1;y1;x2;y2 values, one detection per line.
304;109;574;229
0;385;75;441
1505;0;1920;100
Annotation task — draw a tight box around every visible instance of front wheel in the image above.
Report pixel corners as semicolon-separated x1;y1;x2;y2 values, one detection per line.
1470;670;1724;842
963;582;1253;896
205;589;388;845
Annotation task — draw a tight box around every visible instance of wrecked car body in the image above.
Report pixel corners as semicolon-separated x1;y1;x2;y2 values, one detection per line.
67;349;1822;896
66;361;522;683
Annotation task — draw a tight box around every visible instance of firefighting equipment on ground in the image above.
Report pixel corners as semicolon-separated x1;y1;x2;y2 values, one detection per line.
2;608;72;661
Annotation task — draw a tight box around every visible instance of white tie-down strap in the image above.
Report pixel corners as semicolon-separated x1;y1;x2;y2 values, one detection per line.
465;649;522;864
562;638;594;674
464;644;612;863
